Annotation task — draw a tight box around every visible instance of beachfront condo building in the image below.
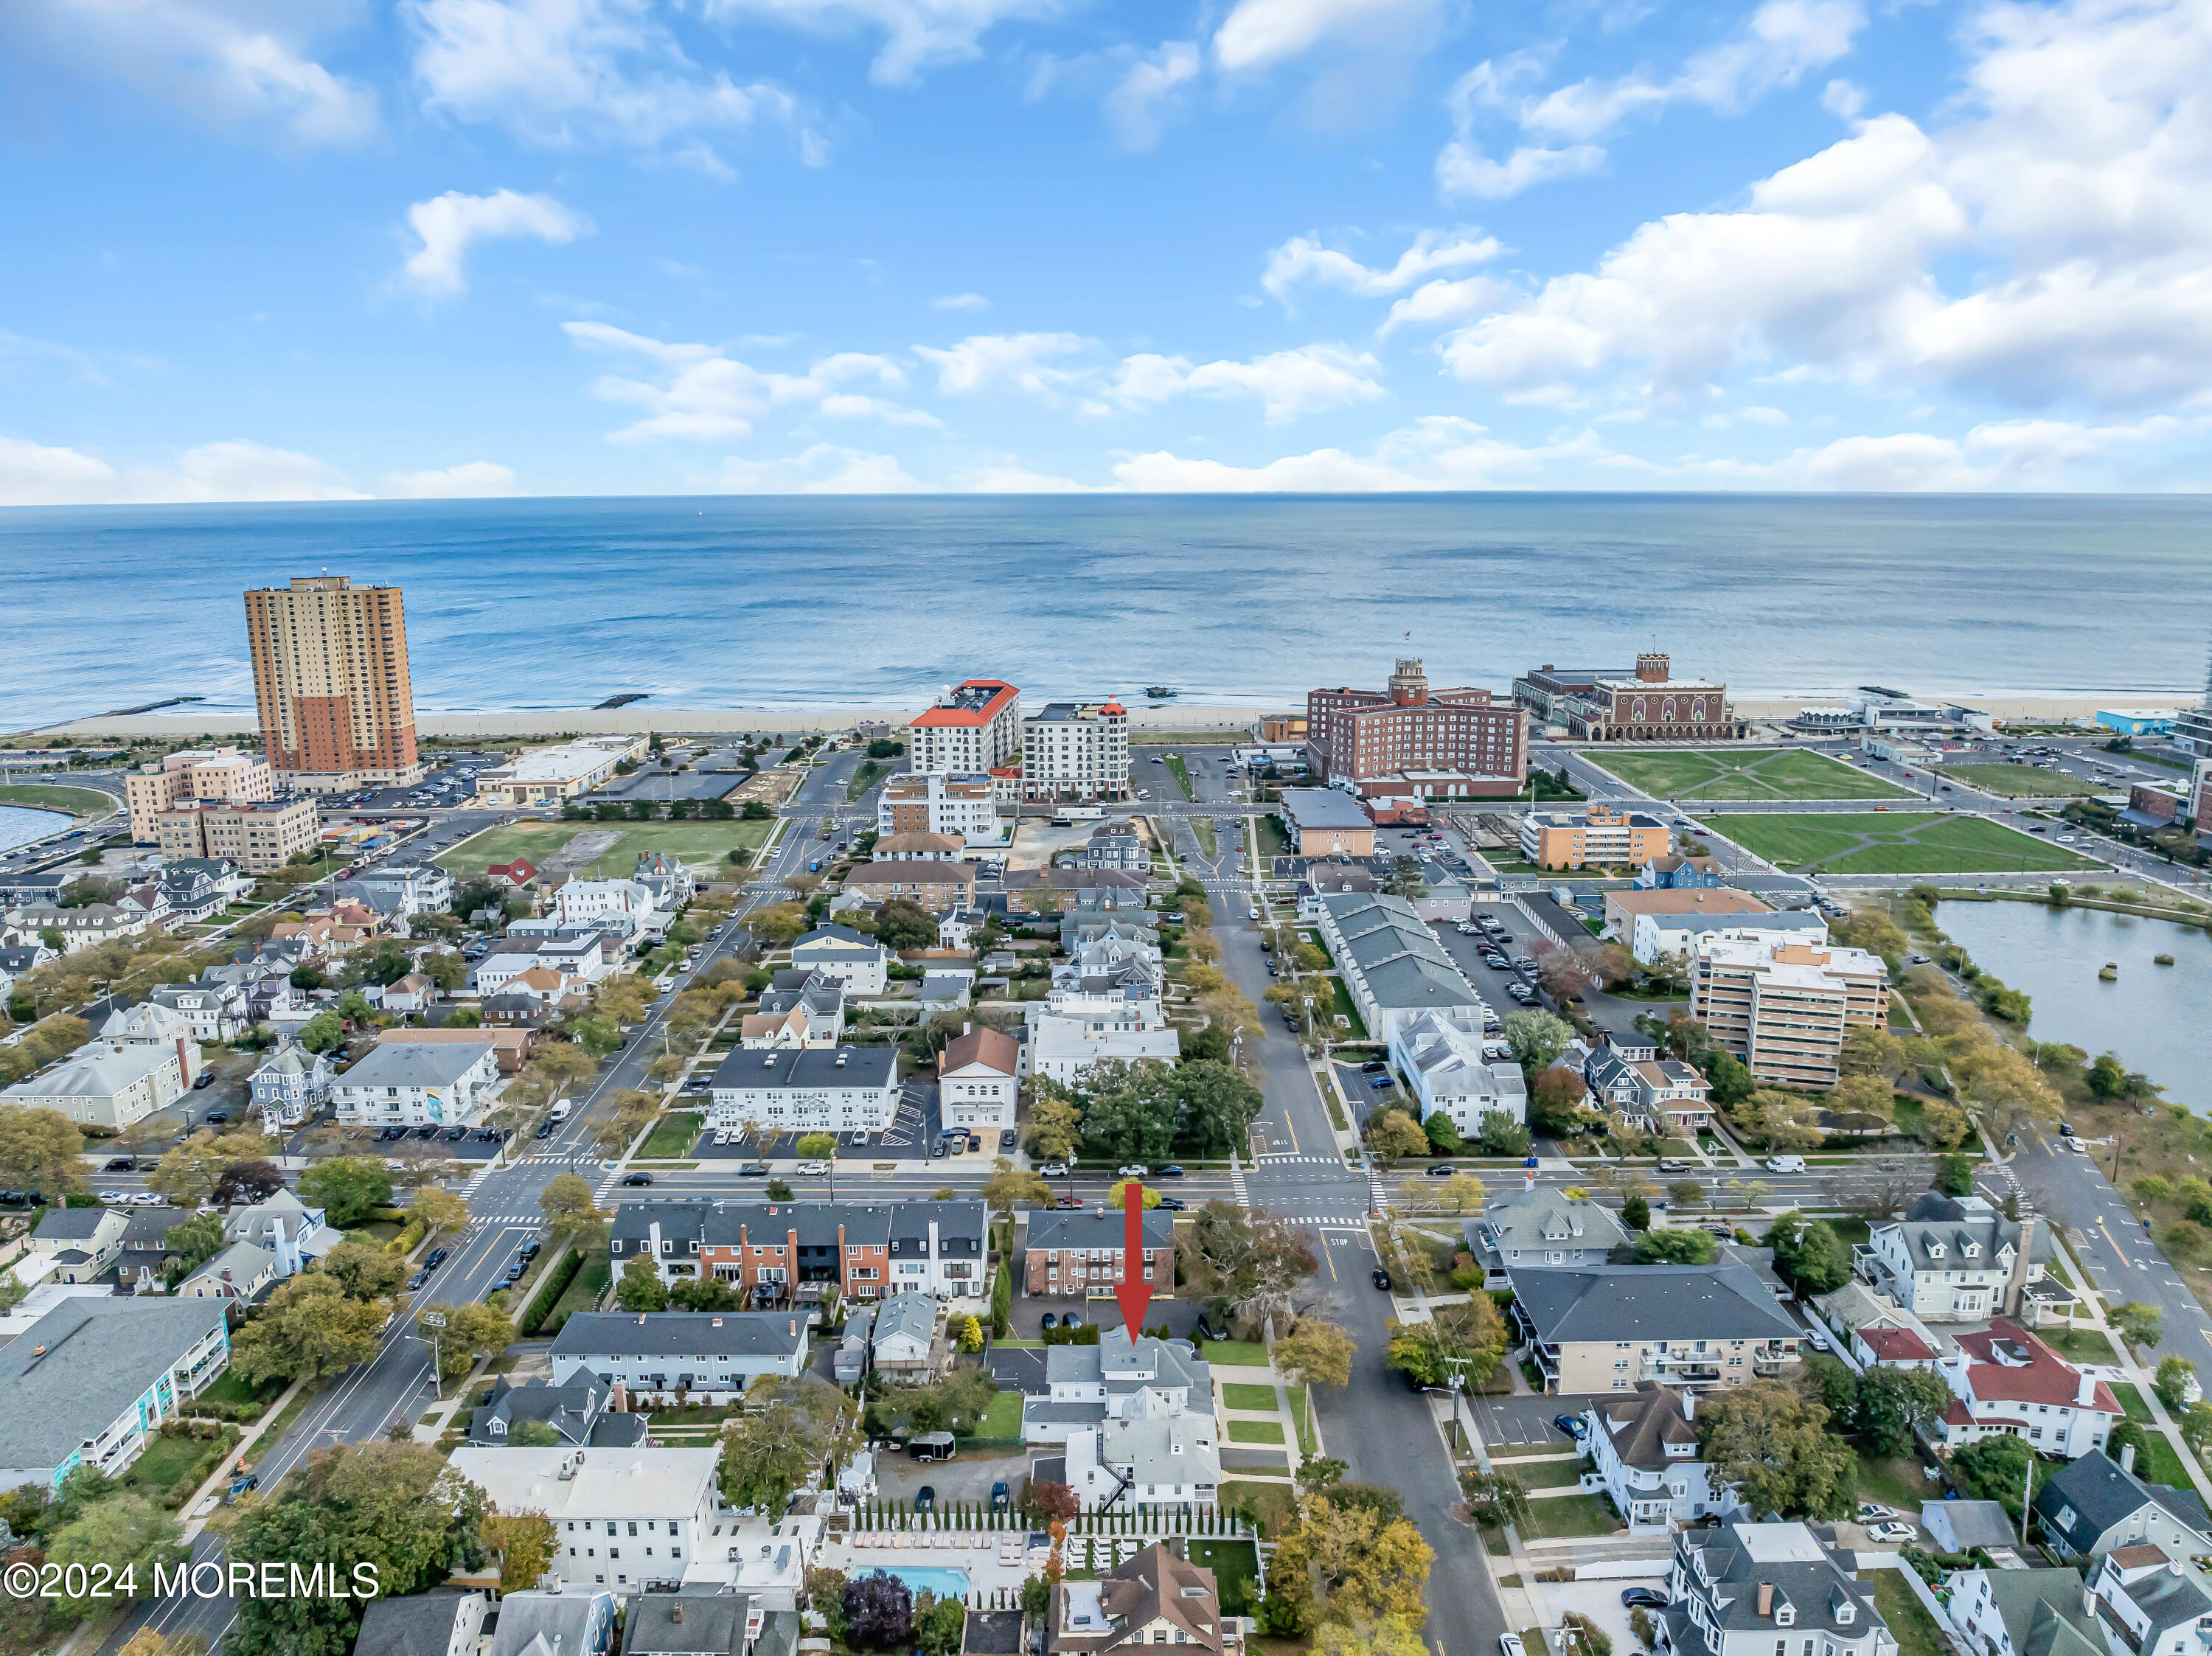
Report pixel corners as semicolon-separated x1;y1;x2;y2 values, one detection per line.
1304;659;1528;801
1689;935;1889;1090
907;680;1022;775
156;796;320;873
1021;700;1130;802
243;576;423;793
1522;803;1672;870
122;747;274;842
877;770;1004;844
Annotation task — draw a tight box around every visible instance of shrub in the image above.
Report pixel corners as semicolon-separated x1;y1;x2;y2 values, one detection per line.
522;1247;585;1336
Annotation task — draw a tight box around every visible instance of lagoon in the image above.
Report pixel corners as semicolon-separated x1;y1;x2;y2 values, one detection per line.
1935;899;2212;1115
0;806;71;855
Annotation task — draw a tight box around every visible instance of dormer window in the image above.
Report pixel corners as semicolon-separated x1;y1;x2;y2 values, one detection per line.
1928;1243;1945;1259
1836;1606;1854;1625
1776;1607;1795;1628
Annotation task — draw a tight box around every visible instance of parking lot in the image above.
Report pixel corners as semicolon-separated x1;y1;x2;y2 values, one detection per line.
1477;1393;1603;1449
873;1443;1031;1509
686;1085;951;1162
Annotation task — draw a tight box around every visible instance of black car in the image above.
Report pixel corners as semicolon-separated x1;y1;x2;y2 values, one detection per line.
1621;1589;1669;1610
104;1157;136;1172
203;1110;229;1124
415;1126;439;1139
739;1163;770;1177
1371;1267;1392;1290
622;1172;655;1187
1155;1196;1186;1211
999;1130;1017;1150
537;1122;555;1138
423;1248;448;1269
192;1071;215;1089
381;1126;410;1141
1425;1163;1458;1177
442;1126;467;1141
518;1239;541;1260
1360;1060;1388;1073
1157;1164;1184;1177
407;1270;428;1290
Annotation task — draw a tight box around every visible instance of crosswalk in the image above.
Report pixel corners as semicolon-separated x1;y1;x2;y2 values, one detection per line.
1229;1155;1249;1207
1251;1153;1351;1166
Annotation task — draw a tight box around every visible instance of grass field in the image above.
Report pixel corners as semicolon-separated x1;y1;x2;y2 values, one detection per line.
1198;1339;1270;1368
1705;812;2102;874
640;1111;704;1158
980;1391;1023;1438
1513;1458;1590;1489
1944;763;2105;798
0;782;119;818
1186;1540;1258;1613
1515;1492;1621;1539
1217;1481;1300;1537
1868;1566;1945;1656
1194;818;1217;858
1165;754;1196;801
435;818;770;878
1593;748;1913;801
1221;1382;1281;1410
1228;1419;1285;1444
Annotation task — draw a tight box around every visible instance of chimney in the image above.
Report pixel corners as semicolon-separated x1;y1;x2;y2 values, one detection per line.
963;1022;972;1037
1758;1585;1774;1618
2006;1211;2037;1318
672;1605;684;1625
2121;1443;2137;1475
1682;1391;1695;1422
2078;1369;2096;1407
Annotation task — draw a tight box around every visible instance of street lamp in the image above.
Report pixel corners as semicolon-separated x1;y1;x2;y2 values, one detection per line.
415;1312;448;1401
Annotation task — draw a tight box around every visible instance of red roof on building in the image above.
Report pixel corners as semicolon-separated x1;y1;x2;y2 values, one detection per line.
1859;1325;1936;1362
490;857;538;884
910;681;1019;728
1955;1317;2123;1413
1100;701;1127;715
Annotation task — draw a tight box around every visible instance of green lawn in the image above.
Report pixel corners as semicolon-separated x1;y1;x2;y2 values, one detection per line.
1944;763;2105;799
2042;1326;2118;1364
1327;975;1368;1039
1256;815;1291;860
1868;1567;1946;1656
1228;1419;1285;1444
2112;1381;2154;1424
1286;1385;1316;1455
979;1390;1023;1438
1218;1481;1300;1538
546;1250;612;1334
1221;1382;1281;1410
197;1371;283;1409
1199;1340;1270;1368
436;818;770;878
1164;755;1196;801
848;761;891;801
1515;1492;1623;1540
1194;818;1218;858
640;1111;704;1159
0;782;119;818
1857;1452;1941;1513
1703;813;2101;874
1186;1540;1259;1614
2132;1429;2193;1491
1595;748;1913;801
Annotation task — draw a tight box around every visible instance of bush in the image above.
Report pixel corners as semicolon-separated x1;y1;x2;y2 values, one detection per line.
522;1247;585;1336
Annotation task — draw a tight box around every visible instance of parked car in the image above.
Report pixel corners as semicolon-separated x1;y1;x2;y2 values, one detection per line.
915;1486;936;1511
1040;1163;1068;1177
1360;1060;1388;1073
1552;1413;1589;1442
1856;1503;1902;1523
203;1110;229;1124
739;1163;770;1177
103;1157;135;1172
1157;1164;1183;1177
622;1172;655;1187
1368;1075;1395;1088
1501;1636;1528;1656
1372;1268;1392;1290
992;1481;1010;1512
1000;1130;1017;1150
1865;1522;1915;1545
518;1239;541;1260
192;1071;215;1090
1040;1313;1058;1331
423;1248;448;1269
1426;1163;1457;1177
406;1270;428;1291
1621;1588;1669;1610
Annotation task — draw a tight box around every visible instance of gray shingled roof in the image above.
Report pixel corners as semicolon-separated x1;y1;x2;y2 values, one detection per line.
1025;1207;1175;1251
0;1298;231;1475
354;1593;479;1656
336;1040;495;1088
551;1311;807;1362
1511;1261;1800;1344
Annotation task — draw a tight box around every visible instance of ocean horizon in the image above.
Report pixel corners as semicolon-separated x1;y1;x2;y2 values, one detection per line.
4;493;2207;727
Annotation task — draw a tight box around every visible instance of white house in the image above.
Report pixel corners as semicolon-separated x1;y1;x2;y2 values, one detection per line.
790;927;889;996
1935;1318;2121;1459
180;1241;279;1302
333;1038;501;1129
146;980;247;1043
1311;891;1486;1043
1657;1522;1891;1656
92;1000;205;1085
707;1046;899;1135
937;1025;1018;1133
1857;1193;2051;1323
549;1312;809;1405
869;1291;939;1380
1585;1385;1734;1533
347;864;454;916
224;1189;347;1277
1065;1389;1220;1513
2087;1548;2212;1656
1388;1006;1526;1138
1951;1567;2106;1656
447;1445;720;1594
1022;984;1180;1087
1463;1186;1629;1280
1021;1329;1212;1444
886;1200;990;1301
1;1040;190;1130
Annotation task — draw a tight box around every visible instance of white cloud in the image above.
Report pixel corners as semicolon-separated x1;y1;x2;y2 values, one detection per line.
0;436;127;507
1103;40;1200;150
1112;415;1610;490
0;434;371;503
954;465;1104;492
1212;0;1449;73
564;323;922;442
400;189;593;298
718;443;928;492
913;333;1091;397
4;0;375;146
1261;229;1502;302
700;0;1054;86
932;292;992;312
405;0;813;163
1377;275;1509;336
1434;139;1604;200
1107;344;1385;422
383;460;526;496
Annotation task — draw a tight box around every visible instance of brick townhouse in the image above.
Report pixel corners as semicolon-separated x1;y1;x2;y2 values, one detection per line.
1024;1208;1176;1300
611;1202;899;1304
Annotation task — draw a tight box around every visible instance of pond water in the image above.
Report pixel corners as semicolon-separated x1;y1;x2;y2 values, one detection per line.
1935;899;2212;1115
0;805;72;855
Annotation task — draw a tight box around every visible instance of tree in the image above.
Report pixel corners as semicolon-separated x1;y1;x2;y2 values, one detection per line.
1697;1382;1856;1520
1840;1028;1909;1080
1918;1098;1970;1149
1422;1112;1463;1155
509;1419;562;1447
1318;1617;1428;1656
1274;1319;1355;1388
228;1273;391;1385
1528;1069;1591;1138
1384;1295;1507;1390
1367;1110;1430;1160
1272;1498;1435;1630
671;1276;741;1312
1826;1074;1897;1133
1459;1469;1530;1530
1949;1432;2037;1519
1108;1177;1161;1209
148;1130;273;1208
1632;1229;1718;1265
43;1492;184;1626
1766;1213;1851;1295
981;1159;1051;1210
540;1173;602;1234
1502;1009;1573;1078
1852;1367;1952;1458
421;1302;516;1378
2113;1301;2165;1350
221;1441;487;1656
844;1571;914;1649
296;1009;344;1053
616;1253;669;1312
212;1159;287;1206
1430;1173;1486;1214
1667;1180;1705;1209
1478;1112;1531;1157
297;1156;394;1228
319;1239;408;1301
159;1210;227;1281
0;1107;86;1198
1705;1051;1754;1110
410;1186;469;1237
719;1377;858;1517
1178;1201;1315;1325
873;900;939;951
1026;1090;1082;1165
1169;1060;1266;1157
480;1505;557;1594
950;1313;985;1354
2156;1357;2199;1412
1747;1090;1825;1153
915;1594;966;1656
1621;1192;1652;1231
1932;1153;1975;1197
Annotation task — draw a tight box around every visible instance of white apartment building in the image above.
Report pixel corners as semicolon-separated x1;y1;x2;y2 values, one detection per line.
1689;934;1888;1089
886;1200;990;1299
476;735;650;807
347;863;453;916
552;878;664;933
1022;985;1180;1086
1585;1385;1734;1533
1387;1005;1526;1137
790;927;890;995
707;1046;900;1134
333;1038;501;1127
876;771;1006;845
123;747;273;842
2085;1547;2212;1656
1;1040;191;1130
447;1447;719;1594
0;1297;233;1490
937;1025;1019;1132
906;681;1022;775
1021;700;1131;802
1934;1318;2121;1459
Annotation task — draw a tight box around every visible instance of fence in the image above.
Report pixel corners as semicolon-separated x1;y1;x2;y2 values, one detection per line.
846;1497;1257;1540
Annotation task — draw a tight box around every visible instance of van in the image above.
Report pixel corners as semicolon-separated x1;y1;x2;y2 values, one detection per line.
547;1101;572;1124
1765;1155;1807;1174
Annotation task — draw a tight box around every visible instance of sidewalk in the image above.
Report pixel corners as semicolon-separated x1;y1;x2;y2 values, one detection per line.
175;1373;310;1542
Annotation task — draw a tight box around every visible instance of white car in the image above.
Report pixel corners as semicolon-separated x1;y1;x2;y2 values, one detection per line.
794;1160;832;1176
98;1190;128;1203
1117;1163;1149;1177
1865;1522;1915;1545
1806;1329;1830;1351
128;1193;167;1207
1040;1163;1069;1177
1501;1638;1528;1656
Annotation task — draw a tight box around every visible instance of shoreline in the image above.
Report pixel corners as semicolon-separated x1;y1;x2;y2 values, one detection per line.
29;692;2192;741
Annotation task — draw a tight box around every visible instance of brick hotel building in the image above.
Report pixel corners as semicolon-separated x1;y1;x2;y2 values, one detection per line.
1305;658;1528;801
243;575;425;793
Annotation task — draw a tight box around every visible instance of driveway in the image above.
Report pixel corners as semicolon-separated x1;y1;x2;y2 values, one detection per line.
874;1446;1029;1509
1475;1393;1601;1449
1547;1579;1669;1655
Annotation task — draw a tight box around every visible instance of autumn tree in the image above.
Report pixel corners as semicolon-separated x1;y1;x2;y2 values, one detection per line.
719;1377;860;1517
409;1186;469;1238
297;1155;394;1227
320;1239;408;1301
0;1107;86;1198
480;1505;557;1593
419;1302;516;1378
229;1273;391;1385
1697;1382;1856;1519
149;1129;275;1208
1273;1498;1436;1632
1384;1295;1507;1390
616;1253;669;1312
1273;1318;1355;1388
540;1172;602;1234
1179;1202;1316;1326
1367;1110;1430;1160
981;1158;1051;1210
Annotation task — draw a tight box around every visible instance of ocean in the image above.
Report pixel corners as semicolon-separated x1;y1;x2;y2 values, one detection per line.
3;494;2208;726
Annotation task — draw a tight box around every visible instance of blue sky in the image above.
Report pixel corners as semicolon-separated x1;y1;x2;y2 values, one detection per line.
2;0;2208;500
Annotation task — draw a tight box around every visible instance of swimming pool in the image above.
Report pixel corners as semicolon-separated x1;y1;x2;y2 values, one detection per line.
863;1566;971;1599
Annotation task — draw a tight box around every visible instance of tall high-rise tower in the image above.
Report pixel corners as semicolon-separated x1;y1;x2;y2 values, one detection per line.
243;575;424;793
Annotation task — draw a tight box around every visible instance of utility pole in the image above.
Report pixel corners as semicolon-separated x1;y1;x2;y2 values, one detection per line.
418;1311;447;1402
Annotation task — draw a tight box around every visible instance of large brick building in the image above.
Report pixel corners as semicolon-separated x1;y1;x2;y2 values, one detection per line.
1024;1207;1176;1300
243;575;425;792
1304;659;1527;800
1514;653;1745;742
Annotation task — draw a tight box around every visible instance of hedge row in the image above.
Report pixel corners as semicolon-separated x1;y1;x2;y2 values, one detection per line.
522;1246;585;1336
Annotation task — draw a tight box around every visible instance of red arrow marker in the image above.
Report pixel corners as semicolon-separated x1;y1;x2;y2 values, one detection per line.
1115;1183;1153;1338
